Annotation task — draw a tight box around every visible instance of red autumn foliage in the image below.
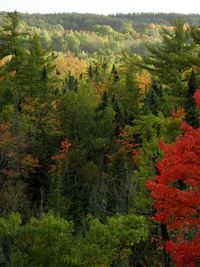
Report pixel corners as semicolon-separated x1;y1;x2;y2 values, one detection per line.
146;121;200;266
166;237;200;267
118;129;140;161
51;139;72;161
194;89;200;108
50;139;71;174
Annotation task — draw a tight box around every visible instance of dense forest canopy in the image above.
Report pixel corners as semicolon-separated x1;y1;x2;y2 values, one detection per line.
0;11;200;267
1;12;200;31
1;12;200;60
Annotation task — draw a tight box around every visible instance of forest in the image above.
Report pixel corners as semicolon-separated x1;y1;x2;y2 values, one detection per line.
0;11;200;267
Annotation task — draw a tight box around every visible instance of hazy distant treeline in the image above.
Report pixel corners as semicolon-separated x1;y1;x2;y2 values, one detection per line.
1;12;200;32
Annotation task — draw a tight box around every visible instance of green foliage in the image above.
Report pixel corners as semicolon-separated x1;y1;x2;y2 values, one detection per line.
185;70;200;128
23;34;56;99
64;71;78;91
0;213;21;237
0;213;147;267
132;113;182;212
65;33;80;55
143;79;170;116
0;11;25;58
78;214;148;267
145;20;197;85
1;11;200;267
48;166;68;217
10;213;74;267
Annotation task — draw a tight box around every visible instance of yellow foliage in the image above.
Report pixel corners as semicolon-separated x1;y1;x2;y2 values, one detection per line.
0;123;13;148
136;71;151;94
55;51;87;78
22;154;40;171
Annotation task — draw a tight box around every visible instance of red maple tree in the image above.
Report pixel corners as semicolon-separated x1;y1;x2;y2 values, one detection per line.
146;90;200;267
194;89;200;108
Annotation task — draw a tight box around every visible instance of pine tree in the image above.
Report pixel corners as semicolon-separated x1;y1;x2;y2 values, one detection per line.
0;11;25;59
145;20;196;86
0;11;27;108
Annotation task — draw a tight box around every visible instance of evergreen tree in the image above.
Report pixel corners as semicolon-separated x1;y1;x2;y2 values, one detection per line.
22;35;56;99
185;70;200;128
112;97;124;136
94;65;100;82
0;11;27;108
145;20;196;86
143;79;166;116
49;140;71;217
111;64;120;82
0;11;26;59
65;71;78;91
87;64;93;79
95;90;109;120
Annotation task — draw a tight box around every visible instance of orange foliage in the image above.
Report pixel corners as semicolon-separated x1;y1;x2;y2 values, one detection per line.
0;123;13;148
118;129;140;161
136;71;151;93
52;139;71;161
51;139;72;174
148;23;160;30
0;122;40;176
105;153;115;162
148;23;174;31
22;154;40;172
171;107;185;119
49;139;72;174
1;168;20;178
55;52;87;78
92;81;108;97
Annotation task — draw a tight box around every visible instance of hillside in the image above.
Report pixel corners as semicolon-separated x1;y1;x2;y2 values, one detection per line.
0;11;200;267
2;12;200;58
1;12;200;31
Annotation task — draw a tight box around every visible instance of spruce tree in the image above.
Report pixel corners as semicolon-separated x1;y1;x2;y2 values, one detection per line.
111;64;120;82
22;34;56;99
143;79;166;116
112;97;123;136
99;90;108;110
94;65;100;82
87;65;93;79
65;71;78;92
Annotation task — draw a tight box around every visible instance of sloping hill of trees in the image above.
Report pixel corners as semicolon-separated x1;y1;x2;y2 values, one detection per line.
2;11;200;58
1;12;200;31
0;11;200;267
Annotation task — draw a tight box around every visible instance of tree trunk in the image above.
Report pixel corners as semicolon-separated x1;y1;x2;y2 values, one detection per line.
161;223;171;267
